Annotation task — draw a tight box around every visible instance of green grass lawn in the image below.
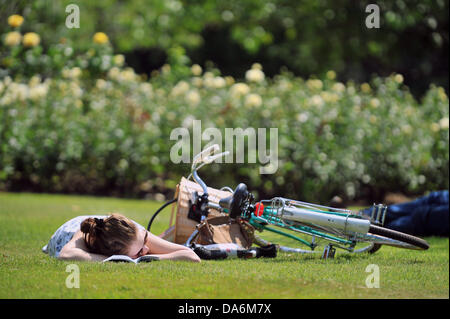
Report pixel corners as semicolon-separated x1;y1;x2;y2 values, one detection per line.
0;192;448;299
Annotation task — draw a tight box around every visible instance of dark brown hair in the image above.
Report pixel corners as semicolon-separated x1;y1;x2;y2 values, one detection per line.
80;214;137;256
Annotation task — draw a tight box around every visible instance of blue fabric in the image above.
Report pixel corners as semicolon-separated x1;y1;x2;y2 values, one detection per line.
383;190;449;236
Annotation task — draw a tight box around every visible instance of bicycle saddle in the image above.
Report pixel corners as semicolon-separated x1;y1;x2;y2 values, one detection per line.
219;183;248;218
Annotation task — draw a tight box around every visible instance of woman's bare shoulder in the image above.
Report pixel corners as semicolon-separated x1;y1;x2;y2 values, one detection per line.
63;230;86;250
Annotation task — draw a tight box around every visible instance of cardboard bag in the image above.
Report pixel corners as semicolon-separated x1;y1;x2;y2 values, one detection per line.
193;216;255;249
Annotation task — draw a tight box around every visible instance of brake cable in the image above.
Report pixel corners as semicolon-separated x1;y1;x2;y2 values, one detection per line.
147;197;178;232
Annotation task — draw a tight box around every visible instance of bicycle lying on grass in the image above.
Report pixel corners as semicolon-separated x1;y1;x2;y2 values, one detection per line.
149;145;429;259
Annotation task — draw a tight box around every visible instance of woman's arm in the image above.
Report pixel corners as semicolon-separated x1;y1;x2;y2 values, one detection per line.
147;232;200;262
147;250;201;262
59;230;107;262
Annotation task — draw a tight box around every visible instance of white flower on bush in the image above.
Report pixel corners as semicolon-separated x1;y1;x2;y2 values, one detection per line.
96;79;107;90
213;76;226;89
70;82;83;98
268;97;280;107
306;79;323;91
191;64;202;76
4;31;22;46
62;67;82;79
370;98;380;108
139;82;153;97
171;80;190;96
108;67;121;80
309;94;324;107
230;83;250;98
431;122;441;132
394;73;404;84
202;72;216;88
245;93;262;108
401;124;413;135
120;68;136;82
191;77;203;87
8;83;29;101
332;82;346;93
245;67;265;83
113;54;125;67
321;91;339;104
182;115;196;128
297;113;309;123
28;75;42;87
185;89;201;106
440;117;449;130
29;84;48;101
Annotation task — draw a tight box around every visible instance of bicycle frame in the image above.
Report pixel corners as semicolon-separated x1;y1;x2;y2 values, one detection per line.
246;200;368;252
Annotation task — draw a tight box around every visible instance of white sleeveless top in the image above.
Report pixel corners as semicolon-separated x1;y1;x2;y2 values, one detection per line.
42;215;145;258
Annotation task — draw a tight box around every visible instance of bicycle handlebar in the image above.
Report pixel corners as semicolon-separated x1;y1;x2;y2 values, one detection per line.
192;144;219;168
190;144;229;195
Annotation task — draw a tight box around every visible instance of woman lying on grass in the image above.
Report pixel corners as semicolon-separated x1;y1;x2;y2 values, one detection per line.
42;214;200;262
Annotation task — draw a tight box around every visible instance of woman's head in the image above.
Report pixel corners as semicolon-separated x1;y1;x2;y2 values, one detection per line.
80;214;138;256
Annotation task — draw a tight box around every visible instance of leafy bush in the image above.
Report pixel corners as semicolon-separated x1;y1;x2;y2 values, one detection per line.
0;15;448;203
1;0;447;97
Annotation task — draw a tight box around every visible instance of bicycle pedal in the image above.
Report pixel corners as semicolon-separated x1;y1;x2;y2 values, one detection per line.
321;244;336;259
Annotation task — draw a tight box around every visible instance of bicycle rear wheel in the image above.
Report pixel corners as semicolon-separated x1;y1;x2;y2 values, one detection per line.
368;225;429;250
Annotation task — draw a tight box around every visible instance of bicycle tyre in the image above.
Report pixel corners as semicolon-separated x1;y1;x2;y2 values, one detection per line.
368;225;429;250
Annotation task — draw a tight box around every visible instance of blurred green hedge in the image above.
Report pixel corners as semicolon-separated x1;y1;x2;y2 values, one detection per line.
1;0;448;97
0;16;448;204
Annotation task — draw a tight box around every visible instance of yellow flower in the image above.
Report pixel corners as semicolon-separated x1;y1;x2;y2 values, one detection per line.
437;87;448;102
93;32;109;44
361;83;371;93
326;70;336;80
8;15;24;28
225;76;235;86
4;31;22;46
22;32;40;47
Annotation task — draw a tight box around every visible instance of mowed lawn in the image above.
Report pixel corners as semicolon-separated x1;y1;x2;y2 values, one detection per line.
0;192;448;299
